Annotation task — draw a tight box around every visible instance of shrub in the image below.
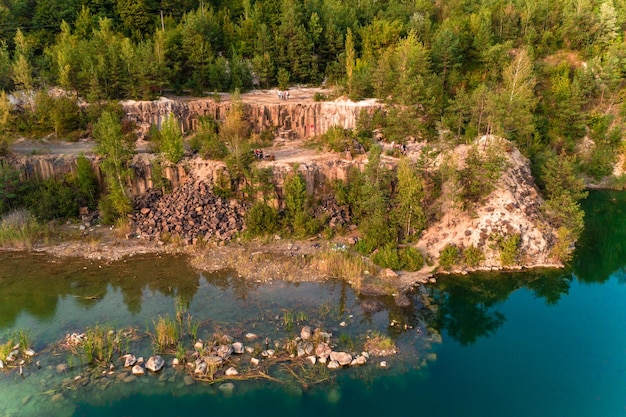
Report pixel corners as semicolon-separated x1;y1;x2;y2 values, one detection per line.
499;233;521;266
159;113;184;164
400;246;425;271
372;244;403;270
245;201;279;237
463;244;485;267
27;177;80;221
439;243;460;270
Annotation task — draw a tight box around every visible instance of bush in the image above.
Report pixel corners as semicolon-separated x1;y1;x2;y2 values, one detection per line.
27;178;80;221
372;244;403;270
499;233;521;266
245;202;279;237
463;244;485;267
439;243;460;270
400;246;425;271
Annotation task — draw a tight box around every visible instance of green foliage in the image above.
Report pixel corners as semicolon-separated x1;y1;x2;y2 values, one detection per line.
497;233;521;266
190;116;228;160
93;110;134;223
400;246;425;271
245;201;279;238
27;177;81;221
372;244;403;270
395;158;426;241
0;165;29;215
439;243;460;271
283;171;318;237
76;155;99;209
159;113;185;164
458;142;507;210
463;245;485;268
0;210;45;249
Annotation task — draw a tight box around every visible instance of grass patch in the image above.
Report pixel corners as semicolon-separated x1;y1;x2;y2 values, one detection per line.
364;331;397;356
0;209;46;249
313;250;369;288
0;329;31;360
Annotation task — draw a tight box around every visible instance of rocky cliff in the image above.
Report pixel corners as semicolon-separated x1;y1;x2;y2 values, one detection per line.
121;94;381;140
416;136;559;271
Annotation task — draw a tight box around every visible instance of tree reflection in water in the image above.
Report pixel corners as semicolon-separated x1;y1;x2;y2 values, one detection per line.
430;270;573;345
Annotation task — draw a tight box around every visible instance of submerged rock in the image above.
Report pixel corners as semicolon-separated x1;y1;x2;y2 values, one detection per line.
245;333;258;340
145;356;165;372
219;382;235;395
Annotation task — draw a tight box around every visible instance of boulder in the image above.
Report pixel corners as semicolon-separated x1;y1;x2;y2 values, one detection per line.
194;362;207;374
300;326;312;340
132;365;145;375
225;367;238;376
145;356;165;372
232;342;244;354
329;351;352;366
216;344;233;360
203;355;223;367
315;343;332;359
123;355;137;368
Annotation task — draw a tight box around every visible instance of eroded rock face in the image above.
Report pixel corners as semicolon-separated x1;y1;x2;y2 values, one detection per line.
121;97;382;140
417;136;559;270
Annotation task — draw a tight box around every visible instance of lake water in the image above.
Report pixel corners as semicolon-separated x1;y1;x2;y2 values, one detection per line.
1;190;625;417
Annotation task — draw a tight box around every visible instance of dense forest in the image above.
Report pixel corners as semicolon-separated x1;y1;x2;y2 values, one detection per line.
0;0;622;170
0;0;624;269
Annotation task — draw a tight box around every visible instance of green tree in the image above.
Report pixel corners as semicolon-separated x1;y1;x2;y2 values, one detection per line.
93;110;134;221
159;113;185;164
395;157;426;241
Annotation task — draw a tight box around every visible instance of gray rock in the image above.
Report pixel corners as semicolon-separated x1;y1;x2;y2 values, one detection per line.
194;362;207;374
300;326;312;340
329;351;352;366
306;356;316;365
327;360;340;369
123;355;137;368
24;348;35;357
216;344;233;360
131;365;145;375
297;348;305;358
304;342;314;355
250;357;260;366
245;333;258;340
261;349;275;357
203;355;223;367
145;356;165;372
232;342;244;354
225;367;238;376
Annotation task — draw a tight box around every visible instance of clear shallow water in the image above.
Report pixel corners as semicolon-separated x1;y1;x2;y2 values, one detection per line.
2;190;626;417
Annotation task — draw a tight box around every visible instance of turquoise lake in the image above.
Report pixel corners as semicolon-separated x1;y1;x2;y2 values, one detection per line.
1;189;626;417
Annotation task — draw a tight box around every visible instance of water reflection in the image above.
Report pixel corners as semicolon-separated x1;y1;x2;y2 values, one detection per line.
573;190;626;283
0;253;201;327
431;270;573;345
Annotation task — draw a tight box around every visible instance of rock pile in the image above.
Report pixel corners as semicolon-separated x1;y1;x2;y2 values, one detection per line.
130;181;246;243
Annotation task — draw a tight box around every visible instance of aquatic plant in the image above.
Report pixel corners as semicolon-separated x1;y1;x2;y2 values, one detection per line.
364;331;397;356
81;324;117;365
152;315;179;352
0;329;32;361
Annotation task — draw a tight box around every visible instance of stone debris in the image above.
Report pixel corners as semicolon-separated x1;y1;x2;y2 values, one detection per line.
130;181;246;243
